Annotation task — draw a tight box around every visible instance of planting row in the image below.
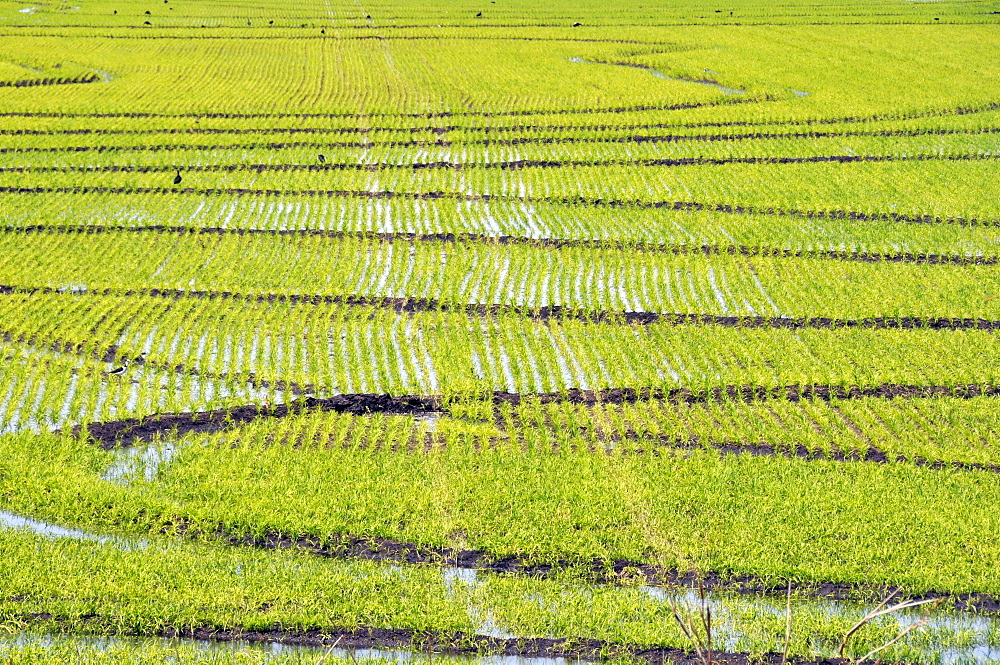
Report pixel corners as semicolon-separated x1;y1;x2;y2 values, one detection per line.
6;295;1000;405
2;158;998;223
5;231;1000;319
5;122;1000;165
3;193;1000;259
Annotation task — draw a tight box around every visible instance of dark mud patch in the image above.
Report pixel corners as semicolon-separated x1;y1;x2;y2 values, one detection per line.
7;283;1000;331
0;186;993;228
75;393;439;448
0;73;100;88
5;225;998;267
641;438;1000;473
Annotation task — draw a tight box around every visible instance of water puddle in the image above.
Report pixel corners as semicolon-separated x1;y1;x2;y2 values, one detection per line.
0;510;146;549
4;632;576;665
791;89;809;97
0;510;111;543
568;57;745;94
18;6;36;13
102;440;182;484
414;412;442;433
443;567;516;639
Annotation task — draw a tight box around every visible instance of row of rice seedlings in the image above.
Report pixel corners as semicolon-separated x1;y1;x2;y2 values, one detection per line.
0;339;269;435
4;293;1000;397
3;155;996;225
4;230;1000;319
502;396;1000;466
3;192;997;260
6;92;1000;144
7;114;1000;168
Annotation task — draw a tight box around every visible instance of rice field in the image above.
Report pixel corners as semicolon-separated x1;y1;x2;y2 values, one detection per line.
2;0;1000;663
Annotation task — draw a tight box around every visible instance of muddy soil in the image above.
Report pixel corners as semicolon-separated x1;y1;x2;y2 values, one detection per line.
77;393;439;448
0;74;100;88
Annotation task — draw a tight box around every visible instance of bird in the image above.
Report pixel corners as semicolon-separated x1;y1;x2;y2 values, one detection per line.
144;20;151;24
173;170;182;185
366;14;371;19
106;358;130;376
475;11;482;16
145;10;151;14
318;154;326;163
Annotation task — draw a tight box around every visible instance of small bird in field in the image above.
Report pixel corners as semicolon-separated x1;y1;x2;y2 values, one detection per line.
173;170;182;185
475;11;482;16
106;358;130;377
318;154;326;163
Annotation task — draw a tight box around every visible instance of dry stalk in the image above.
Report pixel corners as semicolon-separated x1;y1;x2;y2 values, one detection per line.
316;634;344;665
837;589;945;664
669;579;714;665
781;580;793;665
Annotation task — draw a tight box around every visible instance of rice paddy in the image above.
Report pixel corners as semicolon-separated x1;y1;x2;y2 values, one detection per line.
1;0;999;662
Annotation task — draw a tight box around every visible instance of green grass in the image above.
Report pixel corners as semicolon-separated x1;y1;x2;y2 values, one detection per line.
2;415;1000;595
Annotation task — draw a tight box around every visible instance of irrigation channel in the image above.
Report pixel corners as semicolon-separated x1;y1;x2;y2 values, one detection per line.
2;509;999;664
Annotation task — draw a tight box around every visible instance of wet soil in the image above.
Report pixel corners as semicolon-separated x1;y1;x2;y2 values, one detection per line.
76;393;439;448
0;186;992;227
589;436;1000;474
6;225;996;266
